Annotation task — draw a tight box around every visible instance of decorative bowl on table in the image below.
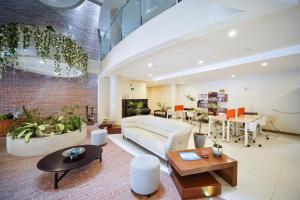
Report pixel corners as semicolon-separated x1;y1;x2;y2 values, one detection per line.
62;147;85;160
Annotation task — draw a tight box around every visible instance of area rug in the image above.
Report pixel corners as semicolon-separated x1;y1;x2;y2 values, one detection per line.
108;134;169;173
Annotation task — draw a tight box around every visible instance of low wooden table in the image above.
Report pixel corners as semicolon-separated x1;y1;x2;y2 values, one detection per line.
167;147;237;199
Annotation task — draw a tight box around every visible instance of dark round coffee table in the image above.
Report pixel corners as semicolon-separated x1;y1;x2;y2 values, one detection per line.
37;145;102;189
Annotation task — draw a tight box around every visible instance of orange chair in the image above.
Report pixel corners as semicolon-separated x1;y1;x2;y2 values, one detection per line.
174;105;184;111
226;109;236;119
174;105;184;120
237;107;245;117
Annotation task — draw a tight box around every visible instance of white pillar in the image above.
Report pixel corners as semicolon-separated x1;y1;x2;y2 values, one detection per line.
97;76;110;124
170;84;178;109
109;75;122;125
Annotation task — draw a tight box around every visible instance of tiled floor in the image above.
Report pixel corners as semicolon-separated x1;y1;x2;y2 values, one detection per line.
110;123;300;200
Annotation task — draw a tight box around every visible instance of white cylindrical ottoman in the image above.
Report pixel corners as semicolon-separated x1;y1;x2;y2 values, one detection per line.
130;154;160;196
90;129;107;146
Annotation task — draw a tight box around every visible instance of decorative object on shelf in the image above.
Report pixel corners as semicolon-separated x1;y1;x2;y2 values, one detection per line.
8;104;85;143
193;113;208;148
212;140;223;157
62;147;85;160
200;150;209;158
0;23;88;78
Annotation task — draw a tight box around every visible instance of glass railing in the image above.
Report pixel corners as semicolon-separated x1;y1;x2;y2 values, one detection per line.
101;0;181;60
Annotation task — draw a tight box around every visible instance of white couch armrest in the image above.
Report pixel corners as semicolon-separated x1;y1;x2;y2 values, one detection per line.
164;128;192;152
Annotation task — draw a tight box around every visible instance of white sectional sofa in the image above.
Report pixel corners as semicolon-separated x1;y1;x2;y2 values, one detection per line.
121;115;192;160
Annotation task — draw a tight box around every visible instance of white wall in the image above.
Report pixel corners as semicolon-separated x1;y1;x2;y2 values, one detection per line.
147;85;173;113
148;70;300;134
121;80;147;99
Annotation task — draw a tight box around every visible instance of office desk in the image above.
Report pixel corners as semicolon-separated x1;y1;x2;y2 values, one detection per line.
208;115;263;147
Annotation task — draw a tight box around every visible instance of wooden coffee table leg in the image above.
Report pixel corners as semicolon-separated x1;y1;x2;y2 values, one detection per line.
215;163;237;186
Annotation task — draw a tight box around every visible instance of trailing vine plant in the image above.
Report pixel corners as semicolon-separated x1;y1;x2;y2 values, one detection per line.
0;23;88;78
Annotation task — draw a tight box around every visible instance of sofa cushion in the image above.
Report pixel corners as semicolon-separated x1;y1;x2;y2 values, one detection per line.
138;124;169;138
137;130;167;158
124;127;167;159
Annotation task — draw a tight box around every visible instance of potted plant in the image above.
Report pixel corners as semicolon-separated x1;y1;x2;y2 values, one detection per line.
193;113;207;148
100;118;112;129
212;140;223;157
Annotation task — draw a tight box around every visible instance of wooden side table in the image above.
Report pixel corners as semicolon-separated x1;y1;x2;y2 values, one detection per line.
167;147;237;199
98;124;121;134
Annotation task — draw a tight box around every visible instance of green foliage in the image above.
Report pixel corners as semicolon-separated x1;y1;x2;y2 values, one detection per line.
9;105;85;143
156;102;171;112
0;113;13;120
185;94;196;102
0;23;88;77
136;102;144;109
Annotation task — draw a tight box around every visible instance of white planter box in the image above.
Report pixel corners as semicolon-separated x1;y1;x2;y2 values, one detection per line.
6;125;87;157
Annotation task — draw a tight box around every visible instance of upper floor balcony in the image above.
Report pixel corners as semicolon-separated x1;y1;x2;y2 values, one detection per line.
100;0;182;60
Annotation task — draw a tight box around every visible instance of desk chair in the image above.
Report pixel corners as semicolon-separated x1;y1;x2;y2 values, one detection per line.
235;120;260;147
226;109;236;142
174;105;184;120
258;116;269;140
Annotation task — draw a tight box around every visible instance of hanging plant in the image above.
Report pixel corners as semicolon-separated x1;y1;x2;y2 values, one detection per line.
0;23;88;78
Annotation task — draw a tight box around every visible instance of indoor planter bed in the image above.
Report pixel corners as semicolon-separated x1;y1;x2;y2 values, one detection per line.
6;125;87;157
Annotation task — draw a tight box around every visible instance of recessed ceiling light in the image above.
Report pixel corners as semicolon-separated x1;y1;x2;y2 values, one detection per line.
181;81;185;84
148;63;152;67
261;62;268;66
148;74;152;77
198;60;204;64
228;30;237;38
39;60;45;64
231;74;236;78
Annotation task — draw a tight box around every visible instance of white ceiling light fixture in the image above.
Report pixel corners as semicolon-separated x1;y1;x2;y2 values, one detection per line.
231;74;236;78
198;60;204;64
148;62;152;67
180;81;185;84
261;62;268;66
228;30;237;38
148;74;152;77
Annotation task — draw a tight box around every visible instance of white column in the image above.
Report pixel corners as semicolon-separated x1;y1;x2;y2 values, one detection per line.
97;76;110;125
170;84;178;109
109;75;122;125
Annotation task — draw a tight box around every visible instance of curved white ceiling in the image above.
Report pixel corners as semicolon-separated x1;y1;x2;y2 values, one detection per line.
110;2;300;85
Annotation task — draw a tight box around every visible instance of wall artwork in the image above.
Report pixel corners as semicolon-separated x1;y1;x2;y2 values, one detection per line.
197;92;228;115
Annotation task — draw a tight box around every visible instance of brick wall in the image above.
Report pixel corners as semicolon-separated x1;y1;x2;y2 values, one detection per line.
0;69;98;120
